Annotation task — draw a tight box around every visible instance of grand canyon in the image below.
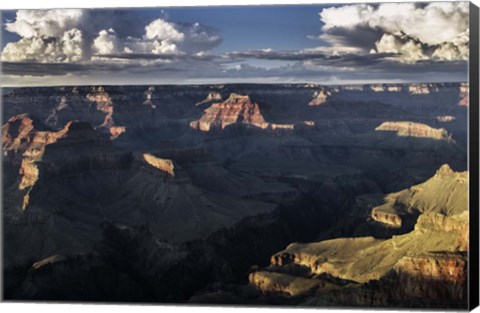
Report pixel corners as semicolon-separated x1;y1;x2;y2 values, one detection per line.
2;82;469;308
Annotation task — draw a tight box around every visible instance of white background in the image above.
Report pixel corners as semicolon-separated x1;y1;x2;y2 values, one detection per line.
0;0;479;313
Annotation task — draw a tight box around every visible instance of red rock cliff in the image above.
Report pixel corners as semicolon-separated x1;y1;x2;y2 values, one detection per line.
190;93;269;131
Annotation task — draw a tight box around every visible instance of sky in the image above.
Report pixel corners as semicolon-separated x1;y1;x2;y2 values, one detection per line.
0;1;470;86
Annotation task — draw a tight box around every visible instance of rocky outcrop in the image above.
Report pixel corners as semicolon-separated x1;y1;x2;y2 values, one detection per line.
86;86;112;110
2;114;36;152
2;114;72;209
409;84;430;95
459;83;469;106
249;271;331;297
108;126;126;139
436;115;455;122
45;95;68;127
143;86;157;109
390;252;467;301
370;164;467;227
87;86;125;139
309;90;330;106
375;121;452;141
195;91;222;106
371;209;402;227
270;123;295;130
370;85;385;92
143;153;175;177
344;86;363;91
190;93;269;131
250;165;468;306
387;85;402;92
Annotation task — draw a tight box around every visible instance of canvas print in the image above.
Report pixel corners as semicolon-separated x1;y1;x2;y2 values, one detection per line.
1;1;477;309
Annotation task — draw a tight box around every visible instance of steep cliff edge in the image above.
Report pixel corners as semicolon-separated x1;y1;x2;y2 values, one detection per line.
371;164;467;227
250;165;468;307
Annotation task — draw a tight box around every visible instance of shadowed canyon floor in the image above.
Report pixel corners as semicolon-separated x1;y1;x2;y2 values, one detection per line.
2;82;469;308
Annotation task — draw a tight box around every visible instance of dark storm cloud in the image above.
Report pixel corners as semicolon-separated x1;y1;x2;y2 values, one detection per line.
315;26;385;53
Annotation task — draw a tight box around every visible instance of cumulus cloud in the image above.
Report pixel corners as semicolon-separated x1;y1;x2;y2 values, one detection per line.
318;2;469;62
145;18;185;41
90;18;221;60
1;9;86;63
2;9;222;64
92;28;119;55
5;9;84;38
2;28;84;63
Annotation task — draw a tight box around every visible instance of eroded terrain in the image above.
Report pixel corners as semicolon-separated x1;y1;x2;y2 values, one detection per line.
2;82;469;308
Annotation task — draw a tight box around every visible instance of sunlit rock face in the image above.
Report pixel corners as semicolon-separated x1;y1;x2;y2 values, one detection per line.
86;86;113;111
371;164;467;227
87;86;125;139
409;84;431;95
371;209;403;227
387;85;402;92
375;121;452;141
2;114;71;209
109;126;126;139
390;253;467;301
370;84;385;92
250;164;468;306
459;83;469;106
143;153;175;177
270;123;295;130
195;91;222;106
308;90;330;106
436;115;456;122
190;93;269;131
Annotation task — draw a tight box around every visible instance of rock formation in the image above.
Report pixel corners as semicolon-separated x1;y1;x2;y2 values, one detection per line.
409;84;430;95
248;271;336;297
387;85;402;92
371;164;467;227
2;114;71;209
344;86;364;91
375;121;452;141
87;86;125;139
459;83;469;106
45;95;68;127
190;93;269;131
250;165;468;306
143;153;175;177
195;91;222;106
309;90;330;106
436;115;456;122
143;86;157;109
370;85;385;92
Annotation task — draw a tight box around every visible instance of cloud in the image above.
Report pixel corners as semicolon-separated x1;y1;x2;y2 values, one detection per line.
90;18;221;60
92;28;119;55
318;2;469;62
2;10;222;64
5;9;84;38
1;28;84;63
144;18;185;41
